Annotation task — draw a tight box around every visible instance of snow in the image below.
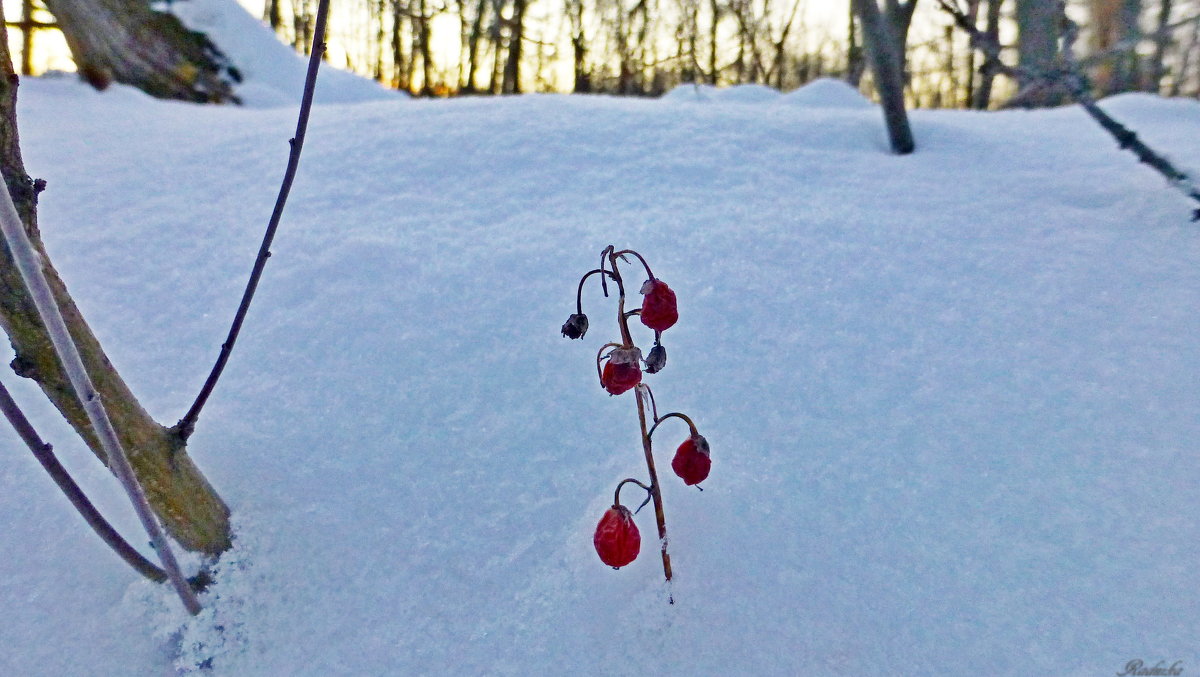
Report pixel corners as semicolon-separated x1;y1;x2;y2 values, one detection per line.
779;77;875;109
169;0;399;107
3;59;1199;675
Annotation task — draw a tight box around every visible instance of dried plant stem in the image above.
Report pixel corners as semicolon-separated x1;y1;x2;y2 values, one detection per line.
635;386;673;591
606;249;635;345
175;0;331;440
0;174;200;614
647;411;698;439
0;379;167;584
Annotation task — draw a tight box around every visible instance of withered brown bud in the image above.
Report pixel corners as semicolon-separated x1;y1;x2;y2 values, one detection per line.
561;313;589;339
644;344;666;374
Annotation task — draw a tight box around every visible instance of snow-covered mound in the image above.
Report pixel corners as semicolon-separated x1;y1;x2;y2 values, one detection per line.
2;78;1198;675
661;83;782;103
779;76;873;109
711;83;780;103
660;82;717;101
171;0;398;106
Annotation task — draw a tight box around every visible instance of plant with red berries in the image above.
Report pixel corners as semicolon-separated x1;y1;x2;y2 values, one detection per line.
563;246;710;595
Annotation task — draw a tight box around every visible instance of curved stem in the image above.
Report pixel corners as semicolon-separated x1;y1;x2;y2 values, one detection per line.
613;248;656;281
614;477;652;511
605;249;634;347
0;380;167;584
637;383;659;422
575;268;618;315
647;412;699;440
175;0;331;441
634;385;672;590
599;246;613;297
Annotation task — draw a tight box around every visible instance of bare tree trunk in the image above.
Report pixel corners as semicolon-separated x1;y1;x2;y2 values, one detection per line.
0;26;231;554
464;0;487;92
42;0;238;103
1013;0;1067;105
417;0;434;95
487;0;506;93
1111;0;1144;92
883;0;919;73
264;0;283;30
972;0;1002;108
963;0;981;106
1149;0;1171;91
848;5;866;86
391;1;410;91
853;0;915;154
708;0;720;84
503;0;527;93
567;0;591;91
1170;12;1200;95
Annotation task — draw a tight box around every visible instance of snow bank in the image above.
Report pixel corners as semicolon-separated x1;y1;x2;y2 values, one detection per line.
3;78;1198;675
170;0;399;106
779;77;874;109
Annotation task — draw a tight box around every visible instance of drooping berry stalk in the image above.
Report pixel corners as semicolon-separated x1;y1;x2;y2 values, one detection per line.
563;246;709;600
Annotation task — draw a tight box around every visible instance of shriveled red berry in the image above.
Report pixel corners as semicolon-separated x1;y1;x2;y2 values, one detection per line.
593;505;640;568
671;434;711;486
639;279;678;332
600;347;642;395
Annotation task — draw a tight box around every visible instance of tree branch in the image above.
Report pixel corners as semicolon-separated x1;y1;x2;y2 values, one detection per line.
0;377;168;584
937;0;1200;219
176;0;331;439
0;147;201;614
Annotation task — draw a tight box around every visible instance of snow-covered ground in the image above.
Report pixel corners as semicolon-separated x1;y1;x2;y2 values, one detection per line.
1;61;1198;675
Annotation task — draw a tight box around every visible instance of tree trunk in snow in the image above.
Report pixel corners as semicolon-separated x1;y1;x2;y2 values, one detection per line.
883;0;919;74
41;0;239;103
0;28;232;555
853;0;915;154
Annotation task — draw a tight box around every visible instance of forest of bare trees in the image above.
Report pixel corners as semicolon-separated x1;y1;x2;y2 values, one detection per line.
248;0;1200;105
9;0;1200;105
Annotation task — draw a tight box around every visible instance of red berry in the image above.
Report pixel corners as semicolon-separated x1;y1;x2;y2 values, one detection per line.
640;279;678;332
671;434;711;486
593;505;641;568
600;347;642;395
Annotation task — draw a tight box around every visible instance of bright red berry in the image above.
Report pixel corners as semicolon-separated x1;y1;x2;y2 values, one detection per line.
600;347;642;395
593;505;641;568
671;434;711;486
640;279;678;332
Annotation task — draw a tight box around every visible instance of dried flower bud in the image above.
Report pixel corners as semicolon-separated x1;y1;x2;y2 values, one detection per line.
601;347;642;395
639;279;678;332
593;504;640;568
561;313;589;339
644;344;667;374
671;433;711;486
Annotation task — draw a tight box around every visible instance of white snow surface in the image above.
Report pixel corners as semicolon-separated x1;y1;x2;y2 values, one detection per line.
779;77;875;109
2;74;1198;675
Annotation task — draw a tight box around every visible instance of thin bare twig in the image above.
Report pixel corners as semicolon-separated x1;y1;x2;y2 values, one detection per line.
176;0;332;440
0;379;167;583
0;167;200;614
